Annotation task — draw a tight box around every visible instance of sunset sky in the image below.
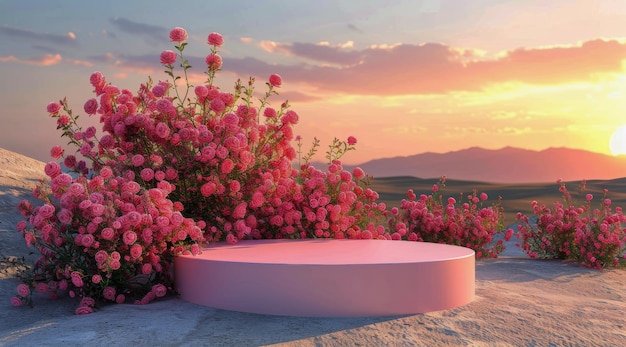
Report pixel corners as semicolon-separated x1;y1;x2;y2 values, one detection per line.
1;0;626;165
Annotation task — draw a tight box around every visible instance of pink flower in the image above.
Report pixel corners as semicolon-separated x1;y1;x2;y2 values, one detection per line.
152;84;166;97
95;250;108;264
195;85;209;97
83;98;98;115
75;306;94;315
586;194;593;201
47;102;61;113
155;122;171;139
207;32;224;46
116;294;125;304
123;230;138;245
101;228;115;241
221;159;235;174
480;192;488;201
44;161;61;178
16;284;30;297
131;154;145;167
263;107;277;118
210;98;225;113
431;184;439;193
140;168;155;181
282;110;298;125
130;244;142;259
269;74;282;87
11;297;23;307
80;296;96;308
141;263;153;275
109;260;121;270
160;50;177;65
226;233;237;244
347;136;357;145
233;202;247;219
91;274;102;284
504;228;514;242
71;272;84;287
169;27;188;42
205;53;222;71
103;286;116;301
50;145;64;159
151;284;167;297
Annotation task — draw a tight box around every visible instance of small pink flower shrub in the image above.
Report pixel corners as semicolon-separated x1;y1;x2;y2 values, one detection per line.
516;180;626;268
14;27;510;313
14;163;204;308
388;177;513;258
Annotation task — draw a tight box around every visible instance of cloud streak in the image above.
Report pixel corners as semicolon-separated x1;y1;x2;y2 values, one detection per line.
47;34;626;98
0;53;62;66
109;18;169;43
235;38;626;95
0;25;77;46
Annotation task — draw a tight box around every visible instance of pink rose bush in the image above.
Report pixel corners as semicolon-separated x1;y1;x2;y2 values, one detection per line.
387;176;513;258
516;180;626;268
13;27;511;313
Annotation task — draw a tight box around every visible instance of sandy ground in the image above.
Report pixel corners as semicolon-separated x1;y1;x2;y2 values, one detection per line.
1;151;625;346
3;221;626;346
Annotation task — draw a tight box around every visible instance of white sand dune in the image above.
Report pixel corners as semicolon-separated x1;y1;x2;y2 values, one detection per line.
1;148;625;346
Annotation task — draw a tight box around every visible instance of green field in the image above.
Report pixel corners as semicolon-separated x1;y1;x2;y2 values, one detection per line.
369;176;626;226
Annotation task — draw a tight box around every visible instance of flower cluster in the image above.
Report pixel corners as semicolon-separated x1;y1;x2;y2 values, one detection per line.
516;180;626;268
14;27;511;313
387;177;513;258
13;160;203;309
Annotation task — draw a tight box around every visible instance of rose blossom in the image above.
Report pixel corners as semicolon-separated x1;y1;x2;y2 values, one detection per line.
205;53;222;71
130;244;142;259
83;98;98;114
347;136;357;145
109;260;121;270
11;297;23;307
50;145;64;159
263;107;276;118
79;297;96;308
58;279;68;291
269;74;282;87
207;32;224;46
169;27;188;42
47;102;61;113
141;263;152;275
101;227;115;240
35;282;48;294
151;284;167;298
103;286;116;301
71;272;84;287
17;284;30;297
91;274;102;285
75;306;94;315
44;161;61;178
95;250;108;264
160;50;177;65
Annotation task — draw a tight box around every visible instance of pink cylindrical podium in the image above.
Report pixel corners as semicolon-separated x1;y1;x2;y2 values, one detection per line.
175;239;475;317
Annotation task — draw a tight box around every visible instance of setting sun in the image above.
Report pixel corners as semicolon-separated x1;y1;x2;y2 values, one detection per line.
609;124;626;156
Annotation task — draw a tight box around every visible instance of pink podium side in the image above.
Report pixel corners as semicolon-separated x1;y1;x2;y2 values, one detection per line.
174;239;475;317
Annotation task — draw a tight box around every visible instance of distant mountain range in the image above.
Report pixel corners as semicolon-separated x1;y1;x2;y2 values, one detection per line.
2;146;625;184
344;147;626;183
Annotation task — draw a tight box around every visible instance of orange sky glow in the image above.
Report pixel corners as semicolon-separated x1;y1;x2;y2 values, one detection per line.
1;0;625;165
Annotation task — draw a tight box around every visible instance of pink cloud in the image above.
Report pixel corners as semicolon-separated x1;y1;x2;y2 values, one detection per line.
231;38;626;95
0;53;62;66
